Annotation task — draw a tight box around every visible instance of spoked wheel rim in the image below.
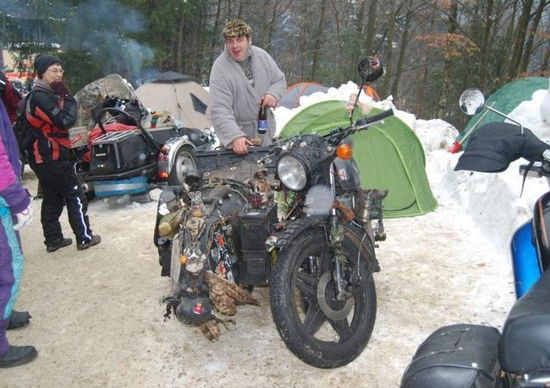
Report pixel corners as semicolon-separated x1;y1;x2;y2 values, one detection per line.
290;245;366;344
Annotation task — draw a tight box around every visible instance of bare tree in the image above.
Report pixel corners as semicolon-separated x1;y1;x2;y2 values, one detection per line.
309;0;329;80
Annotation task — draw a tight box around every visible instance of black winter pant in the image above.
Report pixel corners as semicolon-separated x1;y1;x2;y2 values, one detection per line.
29;159;93;246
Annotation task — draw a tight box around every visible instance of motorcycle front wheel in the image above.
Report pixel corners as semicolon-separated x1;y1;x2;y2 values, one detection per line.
270;224;377;368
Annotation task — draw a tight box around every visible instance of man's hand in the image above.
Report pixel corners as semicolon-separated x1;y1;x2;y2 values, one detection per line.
231;136;254;155
262;93;277;108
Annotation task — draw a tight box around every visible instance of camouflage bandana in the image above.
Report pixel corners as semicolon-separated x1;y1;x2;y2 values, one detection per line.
222;19;252;39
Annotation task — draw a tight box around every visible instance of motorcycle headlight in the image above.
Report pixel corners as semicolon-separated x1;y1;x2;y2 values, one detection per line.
277;154;308;191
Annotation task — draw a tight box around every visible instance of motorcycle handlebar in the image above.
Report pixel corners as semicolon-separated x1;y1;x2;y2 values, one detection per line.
520;163;550;178
354;109;394;128
320;108;395;145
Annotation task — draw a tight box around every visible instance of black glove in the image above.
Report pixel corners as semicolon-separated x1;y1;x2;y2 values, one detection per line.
50;81;71;96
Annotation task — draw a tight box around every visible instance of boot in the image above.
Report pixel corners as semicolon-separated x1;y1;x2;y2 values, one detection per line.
7;310;31;330
77;235;101;250
0;345;37;368
46;237;73;253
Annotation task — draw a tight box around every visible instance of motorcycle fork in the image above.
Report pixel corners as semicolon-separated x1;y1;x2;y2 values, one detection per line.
329;163;354;301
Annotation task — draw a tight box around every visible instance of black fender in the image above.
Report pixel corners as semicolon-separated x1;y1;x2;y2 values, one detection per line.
273;216;327;250
273;217;379;273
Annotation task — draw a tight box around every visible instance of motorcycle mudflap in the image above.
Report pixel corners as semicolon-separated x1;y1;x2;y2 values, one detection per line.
236;204;277;286
401;324;500;388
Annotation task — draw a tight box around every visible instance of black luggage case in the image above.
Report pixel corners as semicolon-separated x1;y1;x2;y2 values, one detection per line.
89;130;153;177
401;323;501;388
237;204;277;286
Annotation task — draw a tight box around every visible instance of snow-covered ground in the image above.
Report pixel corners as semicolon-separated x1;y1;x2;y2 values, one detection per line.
2;80;549;387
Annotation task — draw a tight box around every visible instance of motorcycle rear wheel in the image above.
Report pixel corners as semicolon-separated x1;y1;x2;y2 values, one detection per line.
270;225;377;368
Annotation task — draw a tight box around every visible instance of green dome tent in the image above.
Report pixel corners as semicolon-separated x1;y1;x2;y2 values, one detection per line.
279;100;437;218
457;77;549;148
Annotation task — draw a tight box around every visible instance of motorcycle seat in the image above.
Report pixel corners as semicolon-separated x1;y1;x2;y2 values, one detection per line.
499;269;550;373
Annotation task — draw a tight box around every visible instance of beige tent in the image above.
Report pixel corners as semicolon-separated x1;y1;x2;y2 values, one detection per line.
135;72;211;130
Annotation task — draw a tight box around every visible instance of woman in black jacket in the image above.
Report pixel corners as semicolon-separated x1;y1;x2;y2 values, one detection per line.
26;55;100;252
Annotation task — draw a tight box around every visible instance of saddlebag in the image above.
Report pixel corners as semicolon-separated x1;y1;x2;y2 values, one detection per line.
401;324;501;388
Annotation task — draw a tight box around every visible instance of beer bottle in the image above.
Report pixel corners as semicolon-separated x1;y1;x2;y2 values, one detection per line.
258;103;268;134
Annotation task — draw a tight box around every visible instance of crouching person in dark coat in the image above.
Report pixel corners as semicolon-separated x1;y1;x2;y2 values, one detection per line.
26;55;100;252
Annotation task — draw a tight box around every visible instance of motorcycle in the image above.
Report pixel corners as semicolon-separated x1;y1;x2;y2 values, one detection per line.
456;88;550;298
401;89;550;387
155;58;392;368
72;98;215;199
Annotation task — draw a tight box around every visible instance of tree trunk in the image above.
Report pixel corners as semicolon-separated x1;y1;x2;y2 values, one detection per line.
258;0;269;47
391;0;414;104
479;0;494;89
265;2;279;50
329;0;344;81
507;0;534;78
193;1;208;79
499;0;519;81
380;0;397;98
542;43;550;72
209;0;223;68
309;0;328;80
364;0;379;55
519;0;548;73
437;0;458;118
415;7;436;117
176;8;186;72
349;0;367;77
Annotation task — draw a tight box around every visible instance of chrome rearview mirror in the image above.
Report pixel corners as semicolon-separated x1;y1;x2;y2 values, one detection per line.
459;88;485;116
458;87;525;134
